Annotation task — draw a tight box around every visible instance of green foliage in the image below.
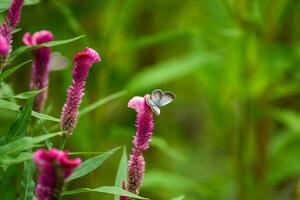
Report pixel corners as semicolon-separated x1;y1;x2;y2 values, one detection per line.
0;88;47;99
67;147;120;182
114;146;128;200
0;132;61;158
5;98;33;142
62;186;147;199
9;35;85;62
19;160;35;200
0;60;32;82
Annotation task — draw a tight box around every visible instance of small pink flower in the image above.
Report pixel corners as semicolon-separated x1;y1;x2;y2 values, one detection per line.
60;47;100;136
33;149;81;200
23;30;54;112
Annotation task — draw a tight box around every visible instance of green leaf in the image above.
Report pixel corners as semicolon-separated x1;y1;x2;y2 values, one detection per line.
10;36;85;62
0;99;60;122
62;186;147;199
31;111;60;122
0;0;41;10
19;160;35;200
80;90;127;116
170;195;185;200
0;152;33;167
0;88;47;99
67;147;120;182
127;53;217;92
114;146;128;200
0;132;62;157
0;60;32;82
39;120;54;149
6;98;33;142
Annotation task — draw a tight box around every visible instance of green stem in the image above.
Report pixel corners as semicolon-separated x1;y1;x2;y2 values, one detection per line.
59;136;67;150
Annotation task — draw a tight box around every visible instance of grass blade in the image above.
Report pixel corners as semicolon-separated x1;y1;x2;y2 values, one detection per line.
19;160;35;200
62;186;147;199
114;146;128;200
0;60;32;82
67;147;120;182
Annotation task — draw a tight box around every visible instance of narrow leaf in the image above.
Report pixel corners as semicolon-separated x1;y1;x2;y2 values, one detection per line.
39;120;54;149
6;98;33;142
62;186;147;199
80;90;127;116
0;60;32;82
31;111;60;122
0;88;47;99
10;36;85;62
20;160;35;200
0;152;33;167
67;147;120;182
114;146;128;200
0;99;60;122
0;132;62;157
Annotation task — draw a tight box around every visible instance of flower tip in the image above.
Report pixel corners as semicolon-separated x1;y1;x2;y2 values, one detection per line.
73;47;101;67
23;30;54;46
0;35;9;55
128;96;145;113
85;47;101;63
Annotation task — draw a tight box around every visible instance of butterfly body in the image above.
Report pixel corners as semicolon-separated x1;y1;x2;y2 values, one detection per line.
146;89;175;116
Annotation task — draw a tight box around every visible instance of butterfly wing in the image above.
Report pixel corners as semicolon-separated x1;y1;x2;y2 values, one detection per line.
146;98;161;116
49;52;70;71
158;91;176;107
151;89;163;103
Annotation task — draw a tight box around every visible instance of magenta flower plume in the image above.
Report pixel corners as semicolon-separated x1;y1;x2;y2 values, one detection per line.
23;30;54;112
0;0;24;70
125;95;154;194
60;47;100;136
33;149;81;200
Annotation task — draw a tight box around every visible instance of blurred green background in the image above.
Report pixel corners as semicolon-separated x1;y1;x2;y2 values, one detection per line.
1;0;300;199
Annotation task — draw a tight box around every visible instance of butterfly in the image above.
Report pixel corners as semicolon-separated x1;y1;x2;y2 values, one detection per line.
48;52;70;71
146;89;176;116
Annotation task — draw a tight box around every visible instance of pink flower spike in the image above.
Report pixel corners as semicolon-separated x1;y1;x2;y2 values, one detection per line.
0;0;24;70
60;47;101;136
126;95;154;194
33;149;81;200
23;30;54;112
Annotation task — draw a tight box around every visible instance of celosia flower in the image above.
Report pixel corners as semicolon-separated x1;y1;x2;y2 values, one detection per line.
126;95;154;194
60;47;100;136
33;149;81;200
23;30;54;112
0;0;24;70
